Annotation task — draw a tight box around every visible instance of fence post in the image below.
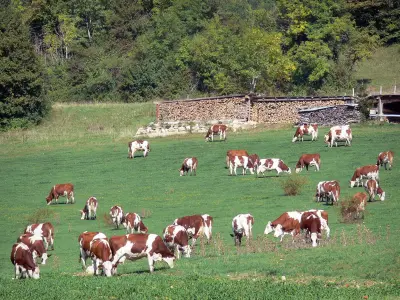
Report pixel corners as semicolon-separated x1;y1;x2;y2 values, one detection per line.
155;103;160;123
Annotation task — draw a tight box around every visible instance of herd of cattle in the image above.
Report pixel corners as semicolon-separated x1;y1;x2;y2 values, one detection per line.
10;123;394;279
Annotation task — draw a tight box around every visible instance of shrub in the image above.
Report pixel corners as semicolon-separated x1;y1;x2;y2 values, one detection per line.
340;197;364;223
26;208;57;224
280;175;308;196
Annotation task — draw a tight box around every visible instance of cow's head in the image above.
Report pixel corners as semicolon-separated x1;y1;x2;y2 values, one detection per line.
324;134;330;144
98;261;113;277
138;221;148;233
30;266;40;279
45;196;52;205
264;221;274;235
273;224;284;238
180;245;192;258
204;130;212;142
80;209;87;220
179;168;185;176
311;233;318;247
377;188;385;201
162;255;175;269
286;167;292;174
349;180;356;188
40;252;49;265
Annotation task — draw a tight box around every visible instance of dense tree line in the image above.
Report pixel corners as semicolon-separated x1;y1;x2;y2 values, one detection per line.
1;0;398;129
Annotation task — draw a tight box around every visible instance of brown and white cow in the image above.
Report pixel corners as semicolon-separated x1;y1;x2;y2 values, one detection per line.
45;183;74;205
257;158;291;176
350;165;379;188
17;233;49;265
229;155;250;176
230;214;254;246
300;212;321;247
305;209;330;238
377;151;394;170
128;140;150;158
364;179;385;201
10;243;40;279
248;154;260;174
179;157;198;176
265;211;302;241
110;234;175;273
226;150;249;168
80;196;98;220
122;212;148;234
324;125;352;147
201;214;213;243
89;238;114;277
352;192;368;217
110;205;125;229
173;215;205;246
315;180;340;204
162;225;191;259
78;231;107;269
205;124;227;142
292;123;318;142
295;153;321;173
24;222;54;251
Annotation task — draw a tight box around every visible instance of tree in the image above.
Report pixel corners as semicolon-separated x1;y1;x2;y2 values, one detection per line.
0;1;48;130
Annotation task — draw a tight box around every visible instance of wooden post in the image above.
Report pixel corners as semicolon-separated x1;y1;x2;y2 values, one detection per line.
156;103;160;123
394;85;397;94
352;88;355;97
378;97;384;122
247;95;251;121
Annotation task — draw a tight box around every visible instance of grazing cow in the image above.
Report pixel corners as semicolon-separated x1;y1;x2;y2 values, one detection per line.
110;234;175;273
179;157;198;176
110;205;125;229
24;222;54;250
201;214;213;243
45;183;74;205
315;181;340;204
257;158;291;176
173;215;205;246
324;125;352;147
78;231;107;269
128;140;150;158
10;243;40;279
89;238;114;277
292;123;318;142
364;179;385;201
80;196;98;220
226;150;249;168
300;212;321;247
305;209;330;238
295;153;321;173
352;192;368;217
377;151;394;170
230;214;254;246
205;124;227;142
229;155;250;176
350;165;379;188
162;225;191;259
17;233;49;265
122;213;148;234
247;154;260;174
265;211;302;241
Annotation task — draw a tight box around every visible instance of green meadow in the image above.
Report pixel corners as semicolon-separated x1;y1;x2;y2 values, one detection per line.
0;104;400;299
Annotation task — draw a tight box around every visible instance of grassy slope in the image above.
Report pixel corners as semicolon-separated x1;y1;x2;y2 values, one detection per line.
355;44;400;94
0;105;400;299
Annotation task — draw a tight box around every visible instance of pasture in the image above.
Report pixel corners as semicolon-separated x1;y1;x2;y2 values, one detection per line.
0;106;400;299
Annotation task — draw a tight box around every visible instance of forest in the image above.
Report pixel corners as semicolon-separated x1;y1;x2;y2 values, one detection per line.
1;0;399;129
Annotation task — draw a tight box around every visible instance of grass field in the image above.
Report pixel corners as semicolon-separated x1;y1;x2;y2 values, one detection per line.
0;104;400;299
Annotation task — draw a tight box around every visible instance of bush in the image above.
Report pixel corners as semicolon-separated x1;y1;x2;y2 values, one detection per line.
340;197;364;223
280;175;308;196
25;208;58;225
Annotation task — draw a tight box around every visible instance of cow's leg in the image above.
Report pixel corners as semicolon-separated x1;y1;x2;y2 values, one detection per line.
234;165;237;176
14;265;20;279
147;255;155;273
71;192;75;204
175;245;181;259
276;167;282;176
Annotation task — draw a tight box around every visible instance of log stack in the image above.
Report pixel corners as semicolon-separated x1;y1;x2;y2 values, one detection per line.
297;105;361;126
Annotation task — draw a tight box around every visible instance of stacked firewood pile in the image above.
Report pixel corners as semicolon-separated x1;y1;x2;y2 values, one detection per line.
297;105;361;126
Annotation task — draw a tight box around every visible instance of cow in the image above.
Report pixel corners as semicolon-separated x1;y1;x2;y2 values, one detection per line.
78;231;107;269
110;205;125;229
377;151;394;170
128;140;150;158
205;124;227;142
89;238;114;277
229;155;250;175
17;233;49;265
305;209;330;239
350;165;379;188
230;214;254;246
295;153;321;173
264;211;302;241
45;183;74;205
24;222;54;251
179;157;198;176
10;243;40;279
248;154;260;174
226;150;249;168
109;234;175;273
122;212;148;234
300;212;321;247
364;179;385;201
173;215;205;246
315;180;340;204
80;196;98;220
162;225;191;259
292;123;318;142
201;214;213;243
324;125;352;147
257;158;291;176
352;192;368;218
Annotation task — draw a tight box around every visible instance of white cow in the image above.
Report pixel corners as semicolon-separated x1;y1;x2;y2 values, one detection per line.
324;125;352;147
228;155;250;175
128;140;150;158
257;158;291;176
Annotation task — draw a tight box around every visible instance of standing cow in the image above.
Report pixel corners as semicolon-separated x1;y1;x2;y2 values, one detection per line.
257;158;291;176
295;154;321;173
229;155;250;175
364;179;385;201
110;205;125;229
45;183;74;205
201;214;213;243
89;238;114;277
205;124;227;142
292;124;318;142
377;151;394;170
80;196;98;220
350;165;379;188
324;125;352;147
226;150;249;168
179;157;198;176
230;214;254;246
173;215;205;246
78;231;107;270
122;212;148;234
17;233;49;265
10;243;40;279
315;181;340;204
300;212;321;247
128;140;150;158
24;222;55;251
162;225;191;259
